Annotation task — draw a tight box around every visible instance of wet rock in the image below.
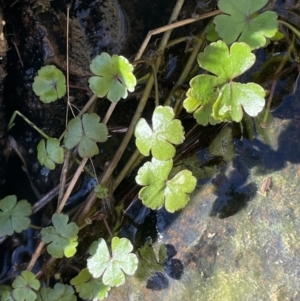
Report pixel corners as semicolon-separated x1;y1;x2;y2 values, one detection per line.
107;96;300;300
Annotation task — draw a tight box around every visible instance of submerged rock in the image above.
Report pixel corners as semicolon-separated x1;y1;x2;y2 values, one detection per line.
108;96;300;300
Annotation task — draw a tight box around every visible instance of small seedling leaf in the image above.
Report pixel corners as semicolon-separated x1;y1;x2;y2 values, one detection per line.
136;158;196;212
71;268;110;300
37;138;64;170
135;106;185;160
0;195;32;236
213;0;278;49
87;237;138;287
39;283;76;301
41;213;79;258
12;271;40;301
184;41;265;123
94;184;109;199
183;76;221;126
0;285;14;301
63;113;108;158
32;65;66;103
89;52;136;102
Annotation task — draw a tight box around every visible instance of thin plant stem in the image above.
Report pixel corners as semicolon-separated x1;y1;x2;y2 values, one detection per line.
164;35;205;106
27;241;45;271
8;111;50;139
151;61;160;107
279;20;300;40
75;0;187;225
112;149;144;192
26;157;88;271
102;102;117;124
58;4;71;209
134;9;221;61
262;55;288;126
56;157;89;213
58;150;70;204
103;218;113;238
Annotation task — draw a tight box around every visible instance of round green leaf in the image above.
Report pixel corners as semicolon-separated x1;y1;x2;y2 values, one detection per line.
198;41;256;79
89;52;136;102
136;158;196;212
12;271;40;301
37;138;64;170
0;195;32;236
71;269;110;301
214;0;278;49
87;237;138;287
41;213;79;258
134;106;185;160
32;65;66;103
63;113;108;158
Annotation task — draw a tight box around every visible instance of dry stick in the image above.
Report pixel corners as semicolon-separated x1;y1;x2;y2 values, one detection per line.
134;9;221;62
76;0;187;225
58;4;71;203
27;157;88;271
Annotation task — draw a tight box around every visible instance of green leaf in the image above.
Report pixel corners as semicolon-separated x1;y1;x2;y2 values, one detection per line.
183;76;221;126
39;283;76;301
134;106;185;160
165;170;197;212
37;138;64;170
87;237;138;287
135;244;163;280
70;268;110;301
89;52;136;102
94;184;109;199
205;22;219;42
0;285;14;301
32;65;66;103
184;41;265;123
0;195;32;236
135;158;197;212
63;113;108;158
41;213;79;258
12;271;40;301
213;0;278;49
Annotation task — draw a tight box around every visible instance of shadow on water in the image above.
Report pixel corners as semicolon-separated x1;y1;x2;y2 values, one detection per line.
210;88;300;218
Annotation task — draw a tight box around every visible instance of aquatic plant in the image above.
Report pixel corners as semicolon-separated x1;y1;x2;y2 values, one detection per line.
2;0;296;299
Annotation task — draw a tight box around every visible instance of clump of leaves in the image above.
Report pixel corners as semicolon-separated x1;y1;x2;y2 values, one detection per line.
184;40;266;124
32;65;66;103
94;184;109;199
89;52;136;102
37;138;64;170
12;271;40;301
87;237;138;287
70;269;110;301
41;213;79;258
134;106;185;160
63;113;108;158
0;195;32;236
214;0;278;49
135;158;196;212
